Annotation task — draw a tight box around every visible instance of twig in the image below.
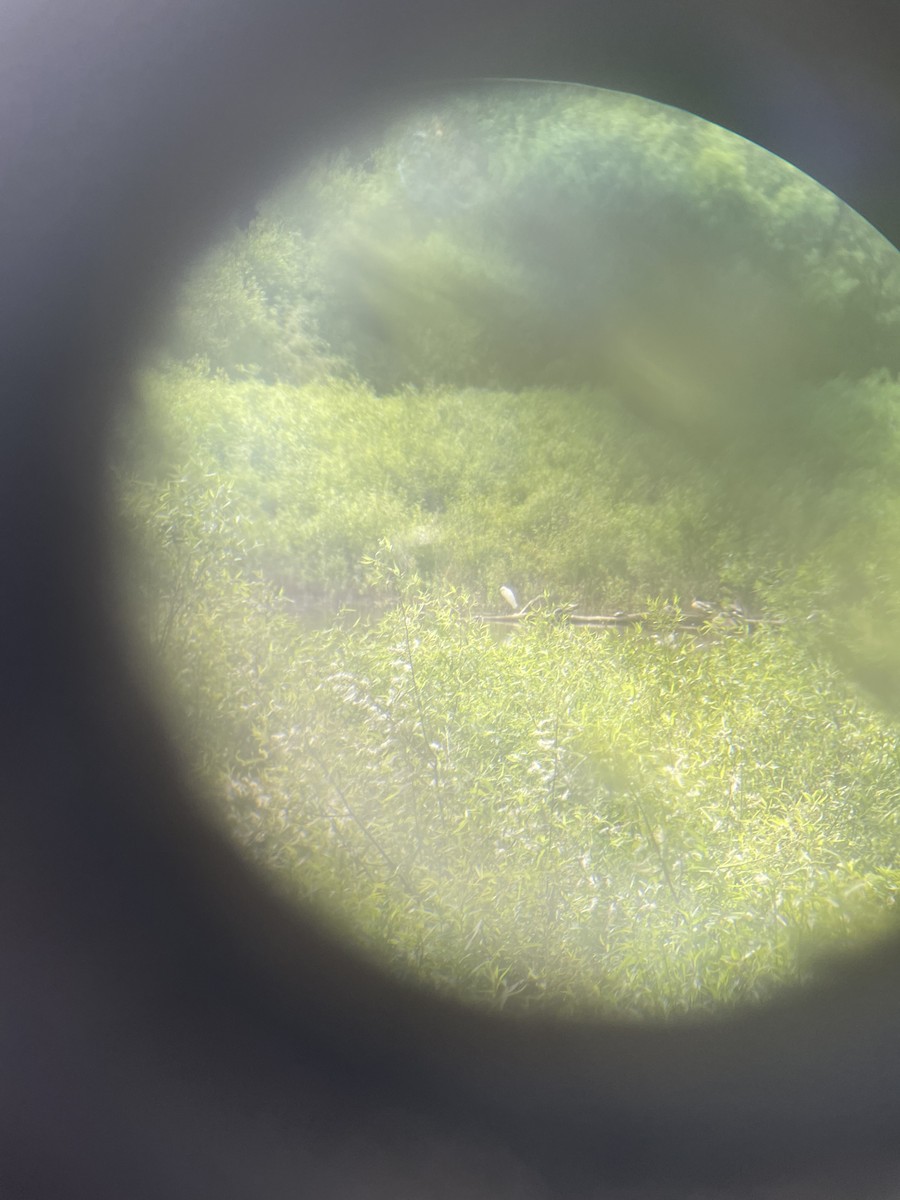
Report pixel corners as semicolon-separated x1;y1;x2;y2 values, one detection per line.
305;744;421;898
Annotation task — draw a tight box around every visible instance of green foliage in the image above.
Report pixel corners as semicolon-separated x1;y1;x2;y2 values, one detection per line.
266;84;900;399
116;80;900;1019
125;538;900;1016
117;366;900;1015
123;367;764;611
157;217;333;383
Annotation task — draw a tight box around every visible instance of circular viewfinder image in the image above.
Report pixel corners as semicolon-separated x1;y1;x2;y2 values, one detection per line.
115;81;900;1018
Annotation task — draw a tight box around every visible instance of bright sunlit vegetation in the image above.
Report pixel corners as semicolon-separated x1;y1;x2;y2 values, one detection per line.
116;82;900;1017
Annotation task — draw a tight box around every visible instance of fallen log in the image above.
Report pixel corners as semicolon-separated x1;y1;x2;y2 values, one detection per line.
474;608;784;633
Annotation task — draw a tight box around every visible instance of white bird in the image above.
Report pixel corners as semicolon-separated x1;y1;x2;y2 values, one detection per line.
499;585;519;612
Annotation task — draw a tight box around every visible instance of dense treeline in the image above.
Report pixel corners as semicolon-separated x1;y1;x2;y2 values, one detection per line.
119;83;900;1016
